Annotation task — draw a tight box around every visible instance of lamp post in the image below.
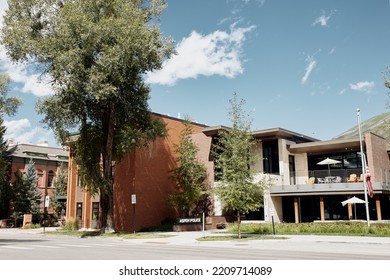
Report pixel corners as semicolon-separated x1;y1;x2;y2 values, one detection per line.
357;108;370;227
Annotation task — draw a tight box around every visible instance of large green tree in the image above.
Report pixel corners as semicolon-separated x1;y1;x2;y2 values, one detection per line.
0;73;22;219
213;93;265;238
168;120;210;218
1;0;174;232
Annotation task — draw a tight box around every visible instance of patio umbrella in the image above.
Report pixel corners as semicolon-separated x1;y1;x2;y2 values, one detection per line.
317;157;341;176
341;196;365;219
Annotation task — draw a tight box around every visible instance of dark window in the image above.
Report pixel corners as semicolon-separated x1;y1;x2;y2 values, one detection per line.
263;140;279;174
48;170;55;187
92;202;99;221
289;155;296;185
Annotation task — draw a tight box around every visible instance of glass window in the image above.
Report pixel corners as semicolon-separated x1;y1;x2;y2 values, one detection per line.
263;140;279;174
48;170;55;188
92;202;99;221
37;170;44;187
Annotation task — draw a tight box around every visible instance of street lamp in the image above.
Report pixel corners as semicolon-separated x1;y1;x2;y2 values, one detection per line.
357;108;370;227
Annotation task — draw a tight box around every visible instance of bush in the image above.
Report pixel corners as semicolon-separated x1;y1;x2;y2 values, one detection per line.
226;221;390;236
62;219;79;231
22;223;41;229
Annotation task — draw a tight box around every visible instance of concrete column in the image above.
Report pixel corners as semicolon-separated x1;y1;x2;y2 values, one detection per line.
66;156;78;220
294;197;299;224
320;196;325;222
375;195;382;221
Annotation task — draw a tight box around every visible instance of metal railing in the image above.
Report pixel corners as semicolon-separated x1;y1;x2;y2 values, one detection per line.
307;169;363;184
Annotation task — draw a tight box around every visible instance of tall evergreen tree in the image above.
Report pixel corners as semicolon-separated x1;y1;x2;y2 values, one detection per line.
12;159;41;217
1;0;174;232
52;163;68;216
168;120;209;218
0;73;22;219
0;118;11;219
213;93;266;238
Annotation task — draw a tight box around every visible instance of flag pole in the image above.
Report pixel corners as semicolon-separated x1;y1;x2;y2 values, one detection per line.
357;108;370;227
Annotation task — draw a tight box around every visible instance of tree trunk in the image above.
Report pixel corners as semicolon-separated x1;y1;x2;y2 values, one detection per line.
100;104;116;233
99;186;114;233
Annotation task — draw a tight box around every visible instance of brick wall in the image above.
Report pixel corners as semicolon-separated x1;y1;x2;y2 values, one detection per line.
113;115;207;231
365;132;390;182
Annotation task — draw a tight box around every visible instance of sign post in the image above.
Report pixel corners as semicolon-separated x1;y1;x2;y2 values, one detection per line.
270;208;276;235
131;194;136;234
43;195;50;232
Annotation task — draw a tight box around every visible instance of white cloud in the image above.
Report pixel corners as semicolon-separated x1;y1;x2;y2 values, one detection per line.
4;119;31;136
301;56;317;85
350;81;375;93
312;10;336;27
146;23;256;86
4;118;57;146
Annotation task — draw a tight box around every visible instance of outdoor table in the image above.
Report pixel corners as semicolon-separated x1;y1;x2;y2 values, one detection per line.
325;176;336;183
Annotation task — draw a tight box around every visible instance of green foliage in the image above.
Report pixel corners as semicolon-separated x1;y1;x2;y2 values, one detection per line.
1;0;174;232
0;73;21;219
0;119;11;219
0;74;22;117
213;94;266;232
12;163;41;216
168;120;210;217
51;163;68;215
226;222;390;236
53;163;68;196
63;218;79;231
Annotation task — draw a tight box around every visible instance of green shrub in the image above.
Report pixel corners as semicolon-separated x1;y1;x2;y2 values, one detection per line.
226;221;390;236
22;223;41;229
62;219;79;231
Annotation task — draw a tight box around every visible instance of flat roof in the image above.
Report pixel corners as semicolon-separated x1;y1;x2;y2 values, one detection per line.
288;137;361;154
7;144;69;161
203;126;318;143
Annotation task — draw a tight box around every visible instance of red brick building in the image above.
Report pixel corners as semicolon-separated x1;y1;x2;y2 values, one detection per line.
7;142;69;215
65;114;210;230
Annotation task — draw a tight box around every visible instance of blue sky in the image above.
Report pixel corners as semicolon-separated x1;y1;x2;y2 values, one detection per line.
1;0;390;147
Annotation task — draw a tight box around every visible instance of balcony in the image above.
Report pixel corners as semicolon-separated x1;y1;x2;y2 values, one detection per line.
269;169;390;196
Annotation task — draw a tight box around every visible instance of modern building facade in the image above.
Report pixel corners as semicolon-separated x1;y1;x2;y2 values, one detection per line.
65;113;390;231
203;127;390;224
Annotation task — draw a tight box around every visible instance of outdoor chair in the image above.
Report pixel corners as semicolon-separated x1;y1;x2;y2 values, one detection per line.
307;177;315;184
334;176;342;183
317;178;325;184
347;174;357;183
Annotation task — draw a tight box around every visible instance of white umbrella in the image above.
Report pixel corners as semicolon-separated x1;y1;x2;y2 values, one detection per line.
317;157;341;176
341;196;365;219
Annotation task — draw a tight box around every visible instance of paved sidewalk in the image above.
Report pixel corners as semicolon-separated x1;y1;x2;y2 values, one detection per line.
3;227;390;246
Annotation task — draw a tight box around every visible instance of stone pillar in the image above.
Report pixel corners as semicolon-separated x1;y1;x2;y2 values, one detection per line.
320;196;325;222
294;197;299;224
375;195;382;221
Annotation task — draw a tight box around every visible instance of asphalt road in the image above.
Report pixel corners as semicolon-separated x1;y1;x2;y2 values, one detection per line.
1;228;390;260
